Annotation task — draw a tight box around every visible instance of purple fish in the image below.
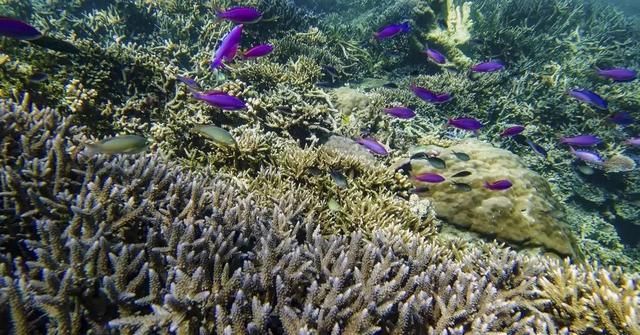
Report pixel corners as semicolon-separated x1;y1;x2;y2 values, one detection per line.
471;60;504;73
192;90;246;110
411;85;452;104
484;179;512;191
0;17;42;40
448;117;483;131
625;137;640;146
500;125;525;137
356;137;389;156
374;22;410;40
568;89;608;110
177;75;202;91
609;111;634;126
569;147;603;165
559;134;602;147
211;24;243;69
217;7;262;24
242;44;273;59
414;172;446;183
384;106;415;119
597;68;637;82
424;48;446;64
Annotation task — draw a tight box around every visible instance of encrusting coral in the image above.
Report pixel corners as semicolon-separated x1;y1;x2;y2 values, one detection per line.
1;96;639;334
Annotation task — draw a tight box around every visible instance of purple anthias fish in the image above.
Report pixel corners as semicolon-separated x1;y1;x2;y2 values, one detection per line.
484;179;512;191
0;17;42;40
471;60;504;73
374;21;410;40
384;106;416;119
177;75;202;91
356;137;389;156
211;24;243;69
415;172;445;183
609;111;634;126
568;88;608;110
560;134;602;147
625;137;640;146
217;7;262;24
192;90;246;110
243;44;274;59
448;117;483;131
424;48;446;64
500;125;525;137
597;67;637;82
411;85;452;104
569;147;603;165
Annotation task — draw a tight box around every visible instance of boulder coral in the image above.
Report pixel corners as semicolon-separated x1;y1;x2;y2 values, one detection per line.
406;140;580;257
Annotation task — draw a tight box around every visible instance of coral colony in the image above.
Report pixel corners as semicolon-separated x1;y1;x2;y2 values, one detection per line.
0;0;640;333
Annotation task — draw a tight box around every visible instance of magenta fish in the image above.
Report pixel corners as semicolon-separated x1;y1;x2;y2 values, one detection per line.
471;60;504;73
559;134;602;147
374;22;410;40
192;90;246;110
625;137;640;146
500;125;525;137
568;88;607;109
356;137;389;156
448;117;483;131
484;179;512;190
424;48;446;64
569;147;603;165
597;67;637;82
211;24;243;69
0;17;42;40
411;85;452;104
609;112;634;126
217;7;262;24
242;44;273;59
414;172;445;183
383;106;415;119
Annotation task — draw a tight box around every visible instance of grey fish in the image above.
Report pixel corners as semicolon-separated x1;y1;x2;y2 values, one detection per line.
29;72;48;83
307;167;323;176
330;170;348;188
452;151;470;161
427;157;446;169
409;186;430;194
30;35;80;53
450;170;472;178
451;182;472;192
192;125;237;148
86;135;148;155
410;152;429;160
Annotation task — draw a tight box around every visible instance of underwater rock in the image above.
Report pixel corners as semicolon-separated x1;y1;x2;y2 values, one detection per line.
409;140;579;257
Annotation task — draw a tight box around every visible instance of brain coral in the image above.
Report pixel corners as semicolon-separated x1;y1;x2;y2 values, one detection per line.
408;140;579;257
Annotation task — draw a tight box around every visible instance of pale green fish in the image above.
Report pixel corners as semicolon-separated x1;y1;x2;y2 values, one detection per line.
86;135;148;155
328;198;341;212
192;125;237;148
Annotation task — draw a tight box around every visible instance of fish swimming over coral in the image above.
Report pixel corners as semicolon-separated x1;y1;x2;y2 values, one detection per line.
414;172;445;183
242;44;274;59
411;85;452;104
192;125;238;148
568;88;608;109
0;17;42;40
191;90;246;110
448;117;483;131
569;147;603;165
500;125;525;137
424;48;446;64
597;67;637;82
484;179;512;190
85;135;148;155
383;106;415;119
374;22;410;40
356;137;388;156
216;7;262;24
559;134;602;147
471;60;504;72
177;75;202;91
211;24;243;69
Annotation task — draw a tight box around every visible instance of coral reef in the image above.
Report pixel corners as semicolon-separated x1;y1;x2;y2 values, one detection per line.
405;140;580;257
1;98;639;334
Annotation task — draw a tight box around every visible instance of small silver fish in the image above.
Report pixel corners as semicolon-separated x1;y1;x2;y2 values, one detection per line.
452;151;470;161
85;135;148;155
330;170;348;188
427;157;446;169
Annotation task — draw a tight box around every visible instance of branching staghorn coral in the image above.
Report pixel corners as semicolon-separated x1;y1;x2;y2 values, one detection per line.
2;98;639;334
